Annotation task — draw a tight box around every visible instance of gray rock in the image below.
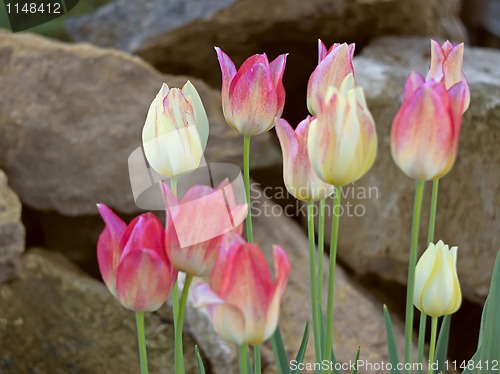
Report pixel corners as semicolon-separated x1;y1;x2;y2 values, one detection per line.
0;248;201;373
65;0;466;87
316;37;500;303
0;31;279;216
0;170;24;283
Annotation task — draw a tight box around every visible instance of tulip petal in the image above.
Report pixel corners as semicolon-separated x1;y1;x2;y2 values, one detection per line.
443;43;464;89
318;39;328;63
269;54;288;116
229;63;279;135
121;213;166;259
427;40;445;82
403;71;425;101
182;81;209;150
214;47;237;97
97;204;127;297
116;248;175;312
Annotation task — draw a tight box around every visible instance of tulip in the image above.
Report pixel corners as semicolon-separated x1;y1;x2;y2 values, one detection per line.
142;81;209;177
97;204;177;312
192;235;290;345
275;116;335;201
161;179;247;277
413;240;462;317
307;40;355;115
391;73;468;180
307;74;377;186
215;47;287;135
427;40;470;113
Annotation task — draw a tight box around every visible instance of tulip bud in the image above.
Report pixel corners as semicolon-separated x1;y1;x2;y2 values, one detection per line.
275;116;335;201
307;40;355;115
142;81;209;178
307;74;377;186
391;74;467;180
413;240;462;317
215;47;287;136
161;179;247;277
192;235;290;345
97;204;177;312
426;40;470;113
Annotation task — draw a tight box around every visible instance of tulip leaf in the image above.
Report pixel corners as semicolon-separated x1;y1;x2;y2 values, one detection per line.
271;325;291;374
351;347;361;374
384;305;402;374
463;251;500;374
435;314;451;373
194;345;206;374
291;321;310;374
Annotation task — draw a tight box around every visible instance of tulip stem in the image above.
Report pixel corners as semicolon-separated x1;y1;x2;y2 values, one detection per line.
404;180;426;373
317;198;326;313
239;345;249;374
170;177;180;328
243;135;254;243
428;317;438;374
175;275;193;374
307;202;322;369
417;178;439;374
135;312;149;374
253;345;261;374
324;187;341;370
417;312;427;374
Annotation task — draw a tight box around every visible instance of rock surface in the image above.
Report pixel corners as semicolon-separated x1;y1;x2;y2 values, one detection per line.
249;187;409;373
0;170;24;283
0;31;279;216
0;249;203;373
65;0;465;85
316;37;500;303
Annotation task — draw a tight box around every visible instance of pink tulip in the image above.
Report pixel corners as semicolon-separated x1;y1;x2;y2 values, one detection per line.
97;204;177;312
192;234;290;345
215;47;287;135
275;116;335;201
426;40;470;113
391;73;468;180
161;179;247;277
307;40;355;115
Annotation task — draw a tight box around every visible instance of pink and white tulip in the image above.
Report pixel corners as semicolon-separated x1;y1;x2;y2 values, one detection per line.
391;73;468;180
142;81;209;178
97;204;177;312
215;47;287;136
161;179;247;277
307;40;355;115
192;235;290;345
275;116;335;201
426;40;470;113
307;74;377;186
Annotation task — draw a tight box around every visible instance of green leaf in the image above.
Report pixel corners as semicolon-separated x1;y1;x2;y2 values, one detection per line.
384;305;402;374
291;321;310;374
271;325;291;374
351;347;361;374
194;345;206;374
463;251;500;374
435;314;451;373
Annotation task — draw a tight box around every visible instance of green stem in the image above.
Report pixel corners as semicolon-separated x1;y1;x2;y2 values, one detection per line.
170;178;180;328
317;199;326;310
307;202;322;369
135;312;149;374
254;345;261;374
417;178;439;374
239;345;249;374
324;187;341;370
417;312;427;374
175;275;193;374
428;317;438;374
243;135;254;243
404;180;426;373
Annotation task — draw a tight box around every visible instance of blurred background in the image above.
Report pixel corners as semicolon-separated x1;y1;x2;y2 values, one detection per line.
0;0;499;373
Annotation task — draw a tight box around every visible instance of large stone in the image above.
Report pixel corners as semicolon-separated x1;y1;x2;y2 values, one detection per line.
0;31;279;216
0;248;202;373
65;0;465;87
0;170;24;283
316;37;500;303
249;187;410;373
